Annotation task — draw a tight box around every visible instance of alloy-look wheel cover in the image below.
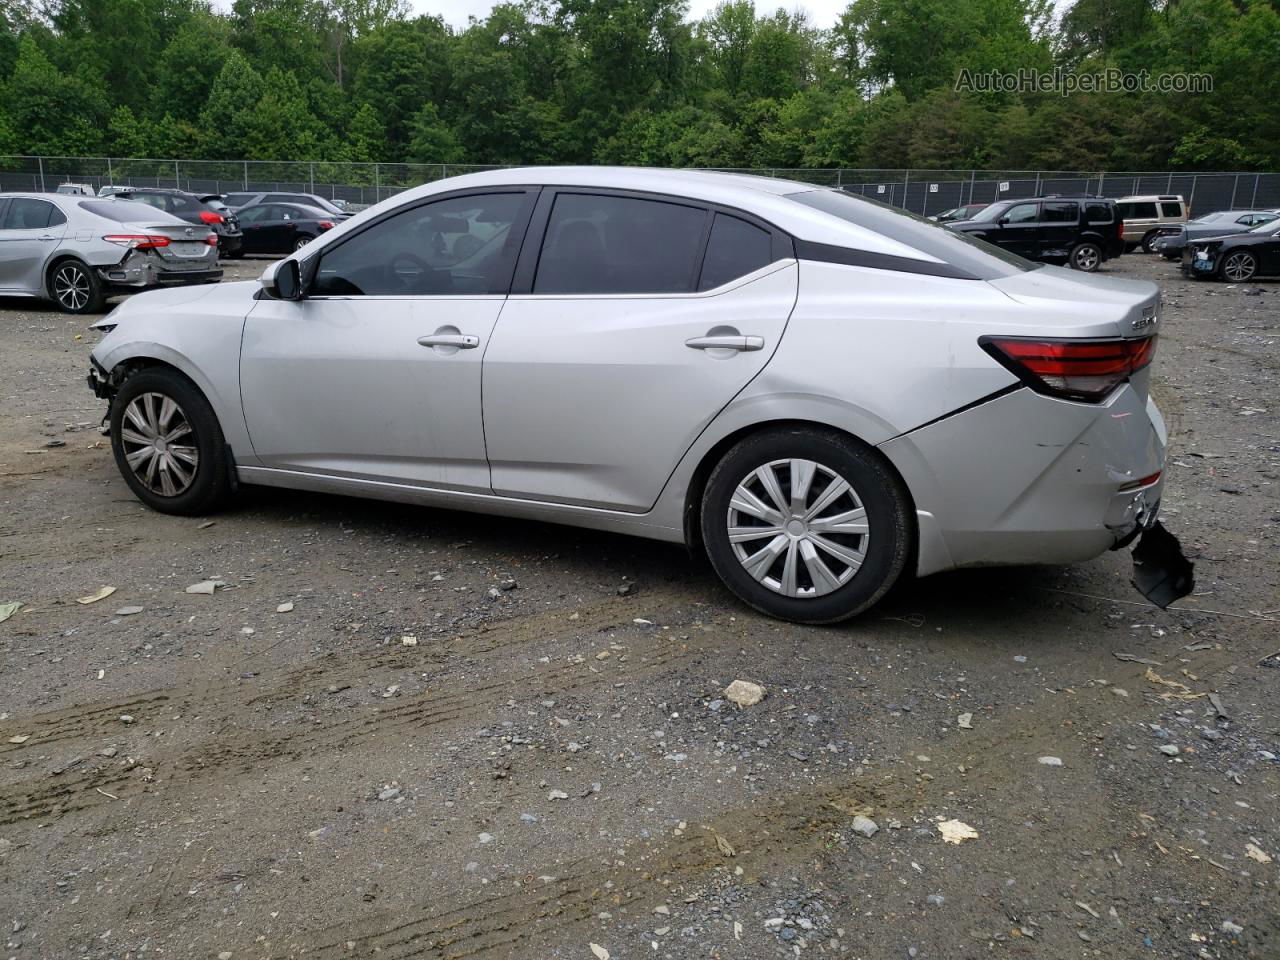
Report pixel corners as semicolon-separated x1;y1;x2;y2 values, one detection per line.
120;392;200;497
726;458;870;598
1223;253;1254;281
54;264;90;310
1073;246;1100;271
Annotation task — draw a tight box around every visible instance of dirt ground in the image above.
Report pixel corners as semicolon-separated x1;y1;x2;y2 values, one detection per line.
0;253;1276;960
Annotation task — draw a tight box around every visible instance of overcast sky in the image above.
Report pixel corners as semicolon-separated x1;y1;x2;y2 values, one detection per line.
408;0;850;29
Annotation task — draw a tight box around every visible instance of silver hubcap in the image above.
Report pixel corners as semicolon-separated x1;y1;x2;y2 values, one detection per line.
1224;253;1254;281
727;458;870;598
1074;247;1099;270
120;392;199;497
54;265;89;310
295;236;310;250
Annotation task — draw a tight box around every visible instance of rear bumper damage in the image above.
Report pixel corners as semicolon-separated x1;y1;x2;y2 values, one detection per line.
95;250;221;292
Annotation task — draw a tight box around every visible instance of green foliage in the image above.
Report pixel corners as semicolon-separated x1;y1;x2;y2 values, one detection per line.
0;0;1275;170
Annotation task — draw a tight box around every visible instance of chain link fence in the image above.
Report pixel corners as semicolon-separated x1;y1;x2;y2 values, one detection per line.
2;156;1278;215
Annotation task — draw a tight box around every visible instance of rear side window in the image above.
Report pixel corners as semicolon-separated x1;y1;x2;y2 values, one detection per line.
313;192;526;297
534;193;708;295
224;193;256;207
1042;202;1078;223
1;198;55;229
699;213;773;290
1159;202;1183;218
1084;203;1113;223
168;194;205;214
1119;202;1158;219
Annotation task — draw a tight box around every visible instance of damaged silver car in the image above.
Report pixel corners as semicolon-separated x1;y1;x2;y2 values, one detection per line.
0;193;222;313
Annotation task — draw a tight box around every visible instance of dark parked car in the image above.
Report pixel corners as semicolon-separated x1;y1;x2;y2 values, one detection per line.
237;202;336;253
945;196;1124;271
1182;218;1280;282
931;202;988;223
110;188;243;257
224;191;350;220
1150;209;1279;259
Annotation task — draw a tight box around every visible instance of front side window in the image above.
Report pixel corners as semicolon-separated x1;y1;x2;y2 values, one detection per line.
534;193;708;295
1002;202;1039;224
1159;202;1183;218
312;192;526;297
1;198;55;229
699;213;773;290
1042;202;1079;223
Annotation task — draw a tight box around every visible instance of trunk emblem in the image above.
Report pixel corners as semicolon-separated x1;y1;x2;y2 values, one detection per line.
1133;305;1158;330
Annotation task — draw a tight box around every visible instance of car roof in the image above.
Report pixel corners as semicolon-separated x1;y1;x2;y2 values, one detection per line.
1117;195;1185;202
365;167;945;261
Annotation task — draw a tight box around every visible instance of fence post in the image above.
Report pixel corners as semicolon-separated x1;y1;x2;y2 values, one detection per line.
1166;171;1173;193
243;160;248;190
374;163;380;201
1189;175;1197;213
106;157;113;184
903;170;909;212
968;169;976;205
1098;171;1105;197
1229;174;1239;207
37;155;45;192
175;158;180;190
1251;173;1260;208
836;169;842;190
309;162;315;194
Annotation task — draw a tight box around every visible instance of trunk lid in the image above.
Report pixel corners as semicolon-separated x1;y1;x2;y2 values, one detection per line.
120;219;218;262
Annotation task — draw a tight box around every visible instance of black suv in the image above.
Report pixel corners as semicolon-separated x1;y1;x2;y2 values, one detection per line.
944;195;1124;272
109;188;243;257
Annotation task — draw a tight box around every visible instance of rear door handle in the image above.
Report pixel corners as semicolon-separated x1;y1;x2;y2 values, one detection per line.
417;333;479;349
685;335;764;352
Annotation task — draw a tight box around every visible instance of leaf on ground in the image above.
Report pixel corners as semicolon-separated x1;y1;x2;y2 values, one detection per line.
76;586;116;605
589;944;610;960
1143;667;1204;700
713;832;736;857
937;819;979;844
0;601;21;623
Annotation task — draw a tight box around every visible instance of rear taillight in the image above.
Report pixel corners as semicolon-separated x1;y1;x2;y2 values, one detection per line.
103;234;171;249
980;335;1156;402
1117;219;1124;241
318;220;334;230
199;210;225;225
205;234;218;246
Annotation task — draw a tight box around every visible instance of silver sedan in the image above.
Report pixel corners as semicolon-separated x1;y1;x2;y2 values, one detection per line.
0;193;222;313
86;167;1190;623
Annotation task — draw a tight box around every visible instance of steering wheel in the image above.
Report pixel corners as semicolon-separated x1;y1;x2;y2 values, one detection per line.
389;251;430;291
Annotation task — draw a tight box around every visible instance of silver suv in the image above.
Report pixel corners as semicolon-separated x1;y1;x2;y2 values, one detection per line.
1116;195;1189;252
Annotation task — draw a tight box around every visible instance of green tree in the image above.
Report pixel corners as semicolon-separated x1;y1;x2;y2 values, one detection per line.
197;50;266;157
405;102;463;163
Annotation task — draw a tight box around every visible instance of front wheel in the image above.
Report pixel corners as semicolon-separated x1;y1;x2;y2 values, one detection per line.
1219;250;1257;282
700;428;913;624
1069;242;1102;272
49;259;106;313
109;367;231;515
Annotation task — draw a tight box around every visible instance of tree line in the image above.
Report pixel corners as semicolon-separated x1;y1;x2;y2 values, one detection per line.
0;0;1277;172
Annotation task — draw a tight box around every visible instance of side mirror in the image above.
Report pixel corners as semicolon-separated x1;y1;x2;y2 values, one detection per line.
260;259;303;300
997;216;1009;226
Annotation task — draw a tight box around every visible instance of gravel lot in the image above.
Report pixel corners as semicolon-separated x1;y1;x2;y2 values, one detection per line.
1;254;1277;960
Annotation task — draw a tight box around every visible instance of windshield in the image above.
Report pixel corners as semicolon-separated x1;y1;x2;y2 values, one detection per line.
788;189;1039;279
971;202;1012;222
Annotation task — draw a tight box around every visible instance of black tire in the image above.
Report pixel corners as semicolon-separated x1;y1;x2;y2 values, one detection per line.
1069;242;1102;272
700;427;913;624
48;258;106;314
1141;231;1160;254
109;367;231;516
1218;250;1257;283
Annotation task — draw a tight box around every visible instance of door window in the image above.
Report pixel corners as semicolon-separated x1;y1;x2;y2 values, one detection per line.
312;192;526;297
698;213;774;290
1041;202;1079;223
1159;202;1183;218
129;193;168;211
1;198;56;229
1118;202;1158;219
533;193;708;294
1002;203;1039;224
238;205;272;224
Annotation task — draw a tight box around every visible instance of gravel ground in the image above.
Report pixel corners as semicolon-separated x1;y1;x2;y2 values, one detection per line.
0;253;1276;960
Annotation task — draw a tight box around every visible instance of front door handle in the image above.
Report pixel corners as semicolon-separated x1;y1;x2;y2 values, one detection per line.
417;333;479;349
38;235;57;242
685;334;764;352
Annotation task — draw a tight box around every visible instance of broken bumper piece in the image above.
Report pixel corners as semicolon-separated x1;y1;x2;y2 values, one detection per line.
1131;521;1195;609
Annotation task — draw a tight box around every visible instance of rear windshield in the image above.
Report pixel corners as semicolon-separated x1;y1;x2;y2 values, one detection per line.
788;189;1038;279
79;199;179;222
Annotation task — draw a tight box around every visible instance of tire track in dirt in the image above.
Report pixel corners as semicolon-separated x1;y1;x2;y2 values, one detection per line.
0;588;716;825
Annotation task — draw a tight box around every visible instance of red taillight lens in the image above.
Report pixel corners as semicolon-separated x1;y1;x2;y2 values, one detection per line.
980;335;1156;402
1117;219;1125;241
199;210;224;225
318;220;334;229
103;234;171;249
206;234;218;246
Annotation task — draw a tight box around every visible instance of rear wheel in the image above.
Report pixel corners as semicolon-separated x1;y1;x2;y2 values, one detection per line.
700;427;912;624
109;367;231;515
1070;242;1102;272
49;259;105;313
1141;231;1160;254
293;234;314;251
1219;250;1257;282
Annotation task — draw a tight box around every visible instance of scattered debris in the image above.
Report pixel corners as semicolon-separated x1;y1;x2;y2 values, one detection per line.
1038;756;1063;767
937;819;979;844
114;606;144;616
724;679;766;708
589;944;610;960
851;815;879;838
1245;843;1272;864
0;601;21;623
1159;744;1181;757
957;712;973;729
1144;667;1204;700
1208;693;1228;718
7;735;30;744
76;586;116;605
276;602;294;613
713;832;736;857
548;789;569;801
1114;652;1162;665
400;635;418;647
185;580;225;595
1221;920;1244;936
